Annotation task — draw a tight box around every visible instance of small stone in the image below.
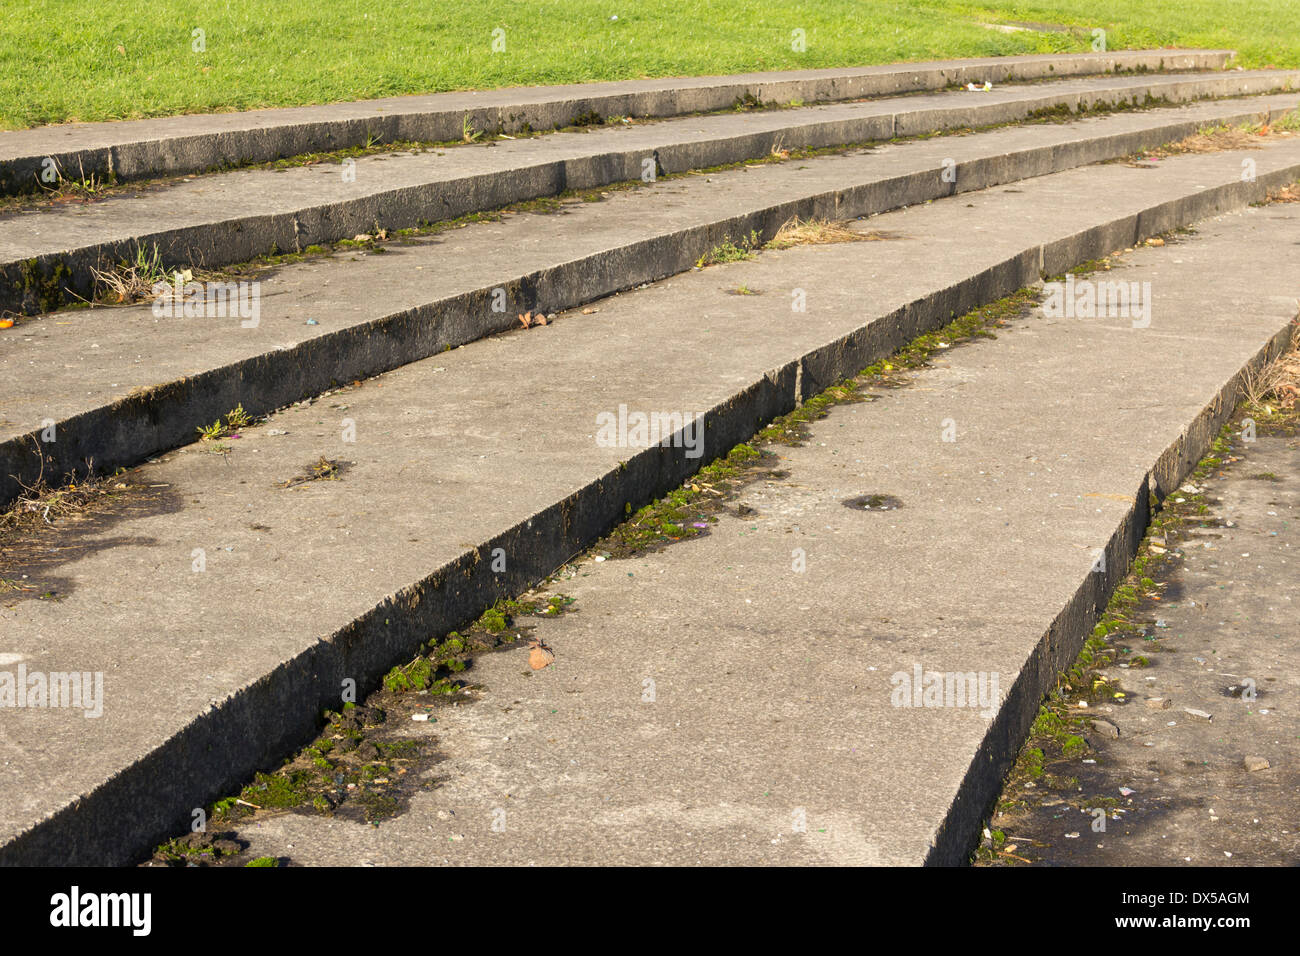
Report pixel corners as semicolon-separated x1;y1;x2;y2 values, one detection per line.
1244;755;1270;772
1090;719;1120;739
1144;697;1171;710
1184;707;1213;721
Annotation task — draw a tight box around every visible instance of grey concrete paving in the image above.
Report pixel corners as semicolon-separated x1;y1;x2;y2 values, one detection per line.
3;70;1297;315
986;433;1299;866
0;50;1233;194
4;93;1299;511
205;204;1299;866
0;149;1295;865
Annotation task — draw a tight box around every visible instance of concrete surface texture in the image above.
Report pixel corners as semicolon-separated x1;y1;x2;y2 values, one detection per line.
4;92;1299;509
210;204;1298;866
983;431;1298;866
3;71;1298;314
0;139;1296;863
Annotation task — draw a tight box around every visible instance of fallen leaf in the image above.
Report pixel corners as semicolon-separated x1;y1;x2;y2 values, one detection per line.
528;639;555;670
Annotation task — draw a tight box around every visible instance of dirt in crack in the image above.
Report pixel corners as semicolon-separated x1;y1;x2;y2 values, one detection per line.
144;592;575;867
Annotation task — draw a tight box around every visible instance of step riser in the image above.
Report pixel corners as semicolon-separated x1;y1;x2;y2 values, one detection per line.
927;323;1292;865
3;162;1292;866
0;51;1232;196
3;104;1291;510
6;73;1298;317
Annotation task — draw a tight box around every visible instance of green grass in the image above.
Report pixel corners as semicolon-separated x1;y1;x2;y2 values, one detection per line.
3;1;1298;130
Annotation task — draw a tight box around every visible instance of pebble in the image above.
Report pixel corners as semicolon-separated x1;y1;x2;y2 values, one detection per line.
1243;755;1271;772
1184;708;1214;721
1144;697;1171;710
1090;719;1120;739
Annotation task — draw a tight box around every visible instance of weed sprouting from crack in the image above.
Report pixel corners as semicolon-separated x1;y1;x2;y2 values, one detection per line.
694;230;761;268
278;456;343;489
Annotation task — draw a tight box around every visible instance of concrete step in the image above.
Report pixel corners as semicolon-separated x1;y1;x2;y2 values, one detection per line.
4;91;1299;511
205;206;1298;867
3;70;1297;316
0;49;1234;195
0;140;1296;864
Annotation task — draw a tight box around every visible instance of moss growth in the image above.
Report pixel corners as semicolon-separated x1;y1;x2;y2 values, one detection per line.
18;257;74;313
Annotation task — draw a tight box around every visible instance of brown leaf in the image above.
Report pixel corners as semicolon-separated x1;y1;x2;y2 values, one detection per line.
527;639;555;670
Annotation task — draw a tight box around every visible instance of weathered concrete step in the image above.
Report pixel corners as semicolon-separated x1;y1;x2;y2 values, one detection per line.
0;142;1295;865
212;208;1299;867
4;93;1298;511
0;49;1233;195
4;70;1297;315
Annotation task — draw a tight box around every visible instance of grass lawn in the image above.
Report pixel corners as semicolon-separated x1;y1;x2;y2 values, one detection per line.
2;0;1298;130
